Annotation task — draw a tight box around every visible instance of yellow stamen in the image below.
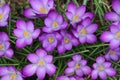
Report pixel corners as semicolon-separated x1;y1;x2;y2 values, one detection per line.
110;50;116;54
53;21;58;27
0;44;3;50
39;61;44;65
10;73;16;79
75;63;80;69
73;14;79;21
64;37;69;44
116;32;120;37
48;37;54;43
24;31;29;37
99;66;104;71
39;7;46;14
80;29;86;35
0;14;3;19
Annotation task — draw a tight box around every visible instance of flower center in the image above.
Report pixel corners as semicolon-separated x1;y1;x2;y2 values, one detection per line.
0;14;3;19
116;32;120;38
0;44;3;50
24;31;29;37
80;29;86;35
39;61;44;66
73;14;79;21
48;37;54;43
110;50;116;54
75;63;80;69
39;7;46;14
53;21;58;28
64;37;69;44
10;73;16;79
99;65;104;71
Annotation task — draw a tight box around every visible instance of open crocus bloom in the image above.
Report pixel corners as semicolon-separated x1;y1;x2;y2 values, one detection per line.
43;11;68;33
100;22;120;49
57;30;79;54
14;20;40;48
104;0;120;24
72;18;98;44
39;32;62;52
66;2;94;27
0;66;23;80
0;4;10;27
0;32;14;58
57;76;84;80
23;0;54;18
105;48;120;61
23;48;56;80
65;55;91;77
91;56;116;80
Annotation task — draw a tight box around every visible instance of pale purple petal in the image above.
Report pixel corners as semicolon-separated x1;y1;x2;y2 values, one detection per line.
103;62;111;68
64;43;72;50
16;39;26;48
1;75;10;80
71;38;79;46
2;4;10;15
0;67;9;76
86;34;97;44
4;49;14;58
45;18;52;27
72;55;81;62
23;64;37;77
96;56;105;63
66;12;73;20
112;0;120;14
67;61;75;67
32;29;40;39
99;72;107;80
110;39;120;49
30;0;42;11
27;54;39;63
44;55;53;63
16;20;26;30
80;60;87;66
36;67;46;80
26;38;33;45
65;68;74;74
0;21;8;27
110;54;119;61
13;29;24;38
57;45;66;54
36;48;47;57
26;21;34;32
82;12;94;19
93;63;98;69
76;5;86;17
91;70;98;79
48;11;58;20
82;18;91;27
56;15;63;24
76;69;83;77
67;2;76;14
79;36;86;44
1;32;9;41
105;68;116;76
86;24;98;33
110;24;119;33
46;64;56;76
42;27;52;33
81;66;91;75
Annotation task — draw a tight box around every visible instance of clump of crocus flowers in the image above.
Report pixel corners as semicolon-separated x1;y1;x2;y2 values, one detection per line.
0;0;119;80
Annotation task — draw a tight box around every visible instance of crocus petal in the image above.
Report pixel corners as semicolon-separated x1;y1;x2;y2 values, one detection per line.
46;64;56;76
67;2;76;14
64;43;72;50
0;67;8;76
65;68;74;75
110;54;119;61
15;75;23;80
23;64;37;77
42;27;52;33
44;18;52;27
103;62;111;68
93;63;98;69
61;22;68;29
48;11;58;20
27;54;39;63
80;60;87;66
104;12;120;21
26;38;33;45
32;29;40;39
36;48;47;57
16;39;26;48
0;21;7;27
67;61;75;67
86;24;98;33
44;55;53;63
72;55;81;62
79;36;86;44
26;21;34;32
76;5;86;17
71;38;79;46
100;31;113;42
99;72;107;80
13;29;24;38
110;39;120;49
105;68;116;76
56;15;63;24
76;69;83;77
86;34;97;44
16;20;26;30
82;66;91;75
2;4;10;15
57;45;66;54
36;67;46;80
110;24;119;33
82;18;91;27
91;70;98;79
0;51;4;57
1;75;10;80
30;0;42;11
96;56;105;63
82;12;94;19
1;32;9;41
112;0;120;14
23;8;37;19
66;12;73;20
4;49;14;58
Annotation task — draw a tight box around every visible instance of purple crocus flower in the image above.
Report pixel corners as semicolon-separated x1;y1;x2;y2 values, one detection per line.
57;30;79;54
39;32;61;52
104;0;120;24
72;18;98;44
57;76;84;80
0;4;10;27
42;11;68;33
91;56;116;80
0;66;23;80
23;48;56;80
66;2;94;26
105;48;120;61
14;20;40;48
100;22;120;49
0;32;14;58
65;55;91;77
23;0;54;18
